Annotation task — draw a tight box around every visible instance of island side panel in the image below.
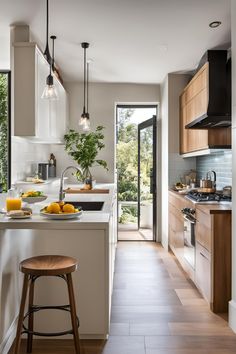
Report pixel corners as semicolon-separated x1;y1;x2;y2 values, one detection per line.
0;229;35;353
0;227;110;346
31;228;109;339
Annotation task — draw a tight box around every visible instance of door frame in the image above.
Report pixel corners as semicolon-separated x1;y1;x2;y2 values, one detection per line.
138;116;157;241
116;104;158;241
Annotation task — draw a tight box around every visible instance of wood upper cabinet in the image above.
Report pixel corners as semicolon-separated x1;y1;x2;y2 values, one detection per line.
180;93;209;154
185;63;209;124
179;61;231;154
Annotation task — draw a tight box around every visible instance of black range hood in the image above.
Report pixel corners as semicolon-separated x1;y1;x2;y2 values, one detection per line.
185;50;231;129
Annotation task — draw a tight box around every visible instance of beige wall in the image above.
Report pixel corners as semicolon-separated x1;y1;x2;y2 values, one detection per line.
52;82;160;183
160;73;196;249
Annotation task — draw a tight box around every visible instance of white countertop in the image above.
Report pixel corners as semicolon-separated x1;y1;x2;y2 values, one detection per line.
0;183;116;230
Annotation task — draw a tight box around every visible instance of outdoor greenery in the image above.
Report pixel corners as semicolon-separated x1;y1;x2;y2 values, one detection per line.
119;205;138;224
0;74;8;192
117;108;153;224
64;125;108;181
117;109;138;202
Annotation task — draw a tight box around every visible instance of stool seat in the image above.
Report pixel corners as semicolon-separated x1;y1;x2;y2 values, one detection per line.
20;255;78;276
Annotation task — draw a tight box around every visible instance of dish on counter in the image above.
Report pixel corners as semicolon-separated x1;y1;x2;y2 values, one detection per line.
173;182;187;191
6;207;32;219
17;178;45;184
40;202;82;220
40;210;82;220
21;190;48;204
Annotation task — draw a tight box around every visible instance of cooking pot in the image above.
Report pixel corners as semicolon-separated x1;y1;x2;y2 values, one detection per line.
223;186;232;197
200;179;213;188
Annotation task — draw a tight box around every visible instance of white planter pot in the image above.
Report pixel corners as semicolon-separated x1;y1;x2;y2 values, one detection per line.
140;203;152;228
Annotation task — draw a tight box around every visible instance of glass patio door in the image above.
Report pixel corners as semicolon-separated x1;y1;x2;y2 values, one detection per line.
138;116;157;241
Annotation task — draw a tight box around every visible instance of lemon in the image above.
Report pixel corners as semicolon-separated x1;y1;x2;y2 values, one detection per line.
58;201;65;210
62;204;75;213
47;202;61;214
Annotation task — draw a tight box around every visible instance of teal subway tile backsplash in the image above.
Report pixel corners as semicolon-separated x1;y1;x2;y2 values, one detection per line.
196;151;232;190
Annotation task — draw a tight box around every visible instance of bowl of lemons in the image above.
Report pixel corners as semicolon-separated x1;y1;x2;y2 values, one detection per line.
40;202;82;220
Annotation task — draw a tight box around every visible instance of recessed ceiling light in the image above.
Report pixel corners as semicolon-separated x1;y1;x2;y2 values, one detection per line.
209;21;222;28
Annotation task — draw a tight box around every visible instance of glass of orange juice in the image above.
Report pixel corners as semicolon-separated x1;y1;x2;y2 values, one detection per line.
6;188;22;212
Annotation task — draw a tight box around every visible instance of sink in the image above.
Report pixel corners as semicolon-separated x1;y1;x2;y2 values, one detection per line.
64;201;104;211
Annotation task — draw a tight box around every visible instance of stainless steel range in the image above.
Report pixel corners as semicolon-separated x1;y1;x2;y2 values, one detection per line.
181;207;196;269
185;190;232;204
181;189;231;270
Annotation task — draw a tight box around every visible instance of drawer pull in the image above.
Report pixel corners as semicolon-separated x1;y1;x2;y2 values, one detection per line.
200;251;208;260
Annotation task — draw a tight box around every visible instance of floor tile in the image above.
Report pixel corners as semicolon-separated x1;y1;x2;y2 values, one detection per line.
102;336;145;354
109;323;130;335
168;322;235;336
130;323;170;335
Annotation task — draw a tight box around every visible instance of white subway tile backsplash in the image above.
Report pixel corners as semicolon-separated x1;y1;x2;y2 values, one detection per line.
11;137;51;183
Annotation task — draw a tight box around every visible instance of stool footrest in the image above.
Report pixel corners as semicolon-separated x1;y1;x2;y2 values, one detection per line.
22;304;80;337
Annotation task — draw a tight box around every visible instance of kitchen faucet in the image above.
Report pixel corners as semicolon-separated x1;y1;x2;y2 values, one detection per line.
59;166;83;202
206;170;217;189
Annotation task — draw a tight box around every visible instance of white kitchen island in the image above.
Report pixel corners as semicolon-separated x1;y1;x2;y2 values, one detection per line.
0;184;117;354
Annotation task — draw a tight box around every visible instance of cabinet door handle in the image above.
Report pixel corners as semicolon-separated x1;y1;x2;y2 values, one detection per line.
200;251;208;260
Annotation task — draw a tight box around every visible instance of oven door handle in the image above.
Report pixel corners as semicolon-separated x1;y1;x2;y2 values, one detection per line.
183;215;196;224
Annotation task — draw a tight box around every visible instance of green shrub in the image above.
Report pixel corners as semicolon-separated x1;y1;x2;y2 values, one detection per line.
0;74;8;192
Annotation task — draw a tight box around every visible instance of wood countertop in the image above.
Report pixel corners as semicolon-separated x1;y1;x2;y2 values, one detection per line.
196;203;232;214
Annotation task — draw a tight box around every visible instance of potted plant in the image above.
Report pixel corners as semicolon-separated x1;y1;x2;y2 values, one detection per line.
64;126;108;187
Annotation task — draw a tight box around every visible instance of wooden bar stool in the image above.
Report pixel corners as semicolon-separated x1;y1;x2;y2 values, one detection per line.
14;255;81;354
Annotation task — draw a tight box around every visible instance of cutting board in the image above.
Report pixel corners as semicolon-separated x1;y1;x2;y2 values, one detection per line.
65;188;110;194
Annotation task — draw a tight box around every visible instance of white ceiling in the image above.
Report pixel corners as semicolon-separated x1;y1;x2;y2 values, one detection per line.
0;0;231;83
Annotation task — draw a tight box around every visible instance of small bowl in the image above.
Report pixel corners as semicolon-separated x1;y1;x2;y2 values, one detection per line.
22;196;48;204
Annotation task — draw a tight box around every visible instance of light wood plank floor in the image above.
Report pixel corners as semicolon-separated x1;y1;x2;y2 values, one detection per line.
9;242;236;354
118;230;153;241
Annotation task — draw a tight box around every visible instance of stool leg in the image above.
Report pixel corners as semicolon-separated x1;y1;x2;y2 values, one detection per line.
66;273;81;354
27;276;35;353
14;274;29;354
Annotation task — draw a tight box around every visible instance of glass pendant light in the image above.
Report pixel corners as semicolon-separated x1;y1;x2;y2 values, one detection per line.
82;61;91;131
79;42;90;130
42;35;58;100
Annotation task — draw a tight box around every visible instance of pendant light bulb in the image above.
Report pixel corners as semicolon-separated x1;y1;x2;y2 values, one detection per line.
82;116;91;132
42;36;58;100
41;80;58;100
79;116;86;126
79;107;87;126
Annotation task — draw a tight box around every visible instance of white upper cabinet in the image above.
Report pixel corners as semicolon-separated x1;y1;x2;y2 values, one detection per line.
13;43;68;143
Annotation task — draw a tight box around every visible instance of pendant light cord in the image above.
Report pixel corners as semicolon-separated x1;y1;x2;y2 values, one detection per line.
44;0;52;63
51;36;55;72
87;62;89;115
46;0;49;44
83;45;86;113
81;42;89;117
49;39;52;76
